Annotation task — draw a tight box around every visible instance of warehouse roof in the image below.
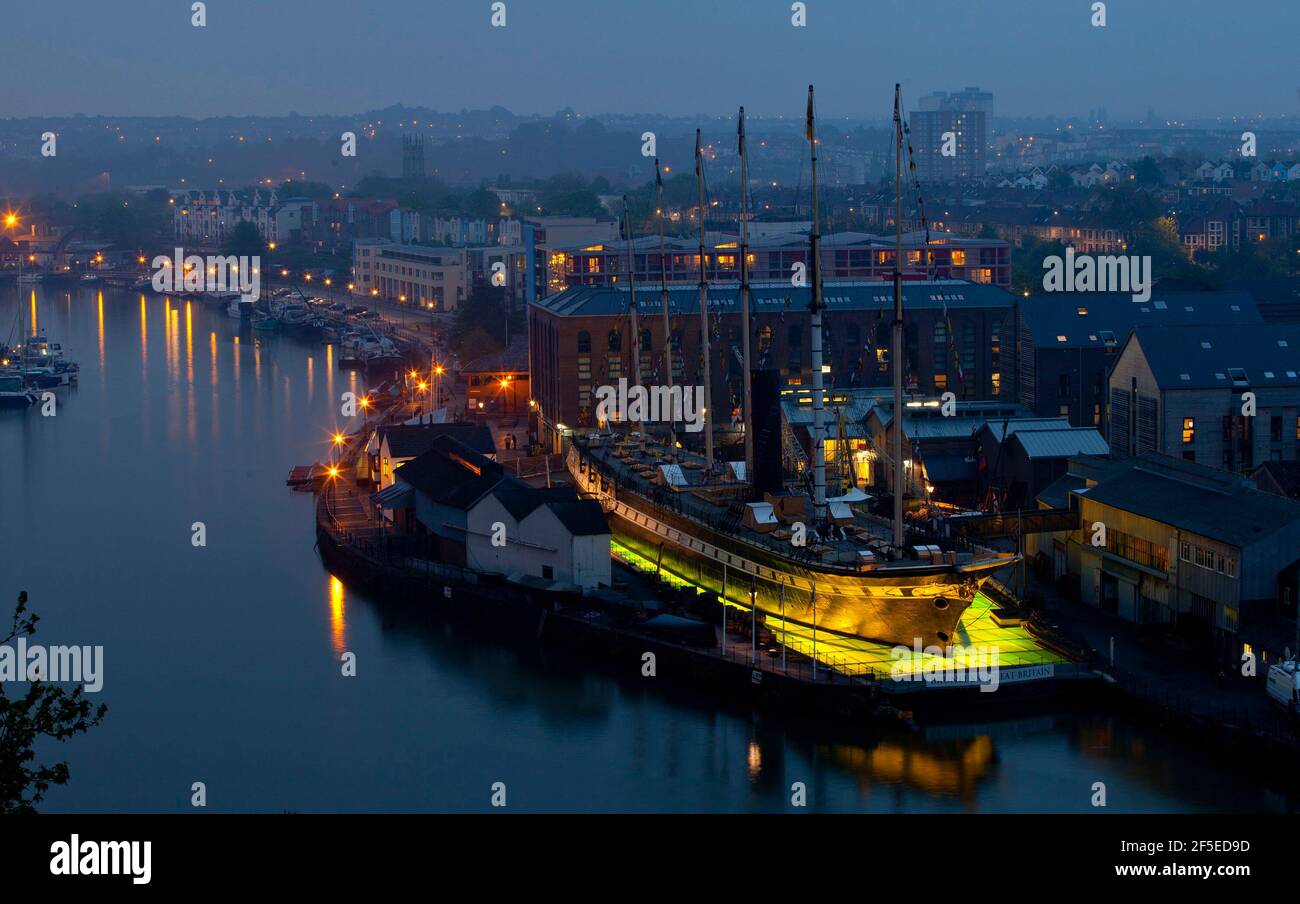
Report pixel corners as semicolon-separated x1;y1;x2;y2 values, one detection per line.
1078;453;1300;547
1020;289;1262;349
1010;426;1110;460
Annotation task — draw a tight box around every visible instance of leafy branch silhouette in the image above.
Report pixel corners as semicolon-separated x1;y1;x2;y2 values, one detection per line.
1;591;107;814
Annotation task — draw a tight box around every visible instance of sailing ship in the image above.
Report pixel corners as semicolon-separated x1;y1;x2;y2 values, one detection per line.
566;86;1015;649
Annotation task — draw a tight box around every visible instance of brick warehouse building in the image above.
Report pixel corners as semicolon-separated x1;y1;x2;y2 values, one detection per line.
540;230;1011;297
528;279;1017;451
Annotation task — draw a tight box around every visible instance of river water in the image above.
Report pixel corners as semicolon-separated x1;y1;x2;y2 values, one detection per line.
0;284;1292;813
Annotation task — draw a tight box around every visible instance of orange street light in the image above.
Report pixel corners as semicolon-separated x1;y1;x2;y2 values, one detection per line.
332;433;345;445
327;466;340;479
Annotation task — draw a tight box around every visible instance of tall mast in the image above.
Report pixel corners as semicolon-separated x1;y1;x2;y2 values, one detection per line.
623;198;643;436
654;159;675;446
891;84;906;550
695;130;714;471
737;107;754;489
806;85;827;525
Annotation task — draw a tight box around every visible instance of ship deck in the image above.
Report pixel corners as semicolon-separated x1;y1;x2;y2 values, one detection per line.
579;433;1005;572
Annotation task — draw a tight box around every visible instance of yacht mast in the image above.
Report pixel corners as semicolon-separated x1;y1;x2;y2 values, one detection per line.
737;107;755;489
695;130;714;471
892;84;906;550
654;159;675;446
806;85;827;525
623;199;643;436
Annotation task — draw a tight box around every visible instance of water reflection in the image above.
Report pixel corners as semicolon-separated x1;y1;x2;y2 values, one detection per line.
329;575;347;656
1;284;1296;814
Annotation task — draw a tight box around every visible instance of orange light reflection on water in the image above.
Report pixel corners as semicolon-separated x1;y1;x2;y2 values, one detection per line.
329;575;347;656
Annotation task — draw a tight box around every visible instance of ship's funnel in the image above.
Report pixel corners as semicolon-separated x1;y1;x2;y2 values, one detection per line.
749;368;783;499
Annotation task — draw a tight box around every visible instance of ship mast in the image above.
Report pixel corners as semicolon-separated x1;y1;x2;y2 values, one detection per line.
623;198;643;436
695;130;714;471
737;107;755;490
654;159;675;447
891;84;906;550
806;85;827;525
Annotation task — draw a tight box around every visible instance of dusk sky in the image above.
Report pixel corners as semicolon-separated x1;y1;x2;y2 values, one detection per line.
3;0;1297;120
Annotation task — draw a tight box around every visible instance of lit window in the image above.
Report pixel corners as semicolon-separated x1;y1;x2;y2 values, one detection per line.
1182;418;1195;444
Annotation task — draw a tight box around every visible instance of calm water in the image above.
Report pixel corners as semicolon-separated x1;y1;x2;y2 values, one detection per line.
0;284;1292;813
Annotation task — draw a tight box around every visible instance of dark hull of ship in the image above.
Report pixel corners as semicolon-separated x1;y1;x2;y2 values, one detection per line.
569;449;1006;648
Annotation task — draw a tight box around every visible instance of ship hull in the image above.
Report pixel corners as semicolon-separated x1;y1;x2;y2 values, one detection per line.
569;447;1003;649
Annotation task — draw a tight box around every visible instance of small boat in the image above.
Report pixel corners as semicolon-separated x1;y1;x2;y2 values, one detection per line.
251;311;279;331
17;272;44;284
0;375;37;409
80;273;100;284
132;276;154;290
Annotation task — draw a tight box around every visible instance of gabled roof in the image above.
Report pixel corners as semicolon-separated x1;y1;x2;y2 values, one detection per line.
491;487;608;536
492;486;574;521
1124;323;1300;390
379;423;495;459
1009;426;1110;460
982;417;1072;443
542;500;611;536
394;436;522;509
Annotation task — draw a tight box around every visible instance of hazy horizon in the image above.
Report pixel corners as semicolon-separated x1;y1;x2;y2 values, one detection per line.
3;0;1297;120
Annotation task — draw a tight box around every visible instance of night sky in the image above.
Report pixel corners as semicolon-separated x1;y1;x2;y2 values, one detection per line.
2;0;1297;119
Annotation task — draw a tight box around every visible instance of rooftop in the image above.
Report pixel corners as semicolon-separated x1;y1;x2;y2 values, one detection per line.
1009;426;1110;460
1077;452;1300;548
393;436;522;509
533;279;1014;319
1126;323;1300;390
1021;288;1263;349
378;423;495;459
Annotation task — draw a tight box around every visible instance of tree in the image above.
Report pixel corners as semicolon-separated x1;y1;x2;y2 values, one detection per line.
1132;156;1164;187
450;283;521;358
1;592;107;814
1047;169;1073;192
223;220;264;258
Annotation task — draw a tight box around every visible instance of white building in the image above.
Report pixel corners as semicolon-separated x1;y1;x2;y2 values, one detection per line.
172;189;312;248
376;435;611;591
